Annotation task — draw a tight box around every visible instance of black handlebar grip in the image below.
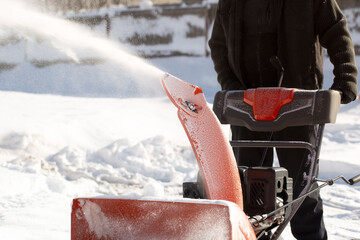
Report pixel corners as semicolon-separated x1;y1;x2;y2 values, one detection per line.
349;174;360;185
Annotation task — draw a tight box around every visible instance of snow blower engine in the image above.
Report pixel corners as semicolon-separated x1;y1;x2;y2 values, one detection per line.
184;166;293;233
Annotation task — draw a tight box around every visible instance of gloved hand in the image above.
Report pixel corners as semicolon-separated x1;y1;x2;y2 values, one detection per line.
340;89;357;104
334;89;357;104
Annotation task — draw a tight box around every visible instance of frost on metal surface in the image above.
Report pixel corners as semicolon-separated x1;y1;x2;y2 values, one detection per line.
161;73;243;207
72;198;240;239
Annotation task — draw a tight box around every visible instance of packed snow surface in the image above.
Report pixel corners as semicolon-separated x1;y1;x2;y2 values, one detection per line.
0;1;360;239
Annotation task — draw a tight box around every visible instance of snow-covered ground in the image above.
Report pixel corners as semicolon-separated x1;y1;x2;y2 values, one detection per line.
0;1;360;239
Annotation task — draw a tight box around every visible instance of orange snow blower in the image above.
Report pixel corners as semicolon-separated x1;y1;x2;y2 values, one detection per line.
71;73;360;239
71;73;256;240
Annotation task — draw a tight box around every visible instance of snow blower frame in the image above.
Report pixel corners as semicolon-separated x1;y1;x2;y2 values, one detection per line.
184;87;360;239
71;74;360;240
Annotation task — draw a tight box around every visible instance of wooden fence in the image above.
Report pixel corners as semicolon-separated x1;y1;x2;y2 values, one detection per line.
66;3;217;57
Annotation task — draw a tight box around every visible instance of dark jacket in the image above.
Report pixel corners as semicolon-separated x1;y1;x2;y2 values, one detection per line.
209;0;358;103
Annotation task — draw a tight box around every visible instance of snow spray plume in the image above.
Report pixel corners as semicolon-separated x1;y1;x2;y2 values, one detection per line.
0;0;166;97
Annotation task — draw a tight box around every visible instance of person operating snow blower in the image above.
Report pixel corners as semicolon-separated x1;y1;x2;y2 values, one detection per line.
209;0;358;239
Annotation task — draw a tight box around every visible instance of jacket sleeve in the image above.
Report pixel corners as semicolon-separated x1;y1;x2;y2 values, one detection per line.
315;0;358;103
208;3;241;90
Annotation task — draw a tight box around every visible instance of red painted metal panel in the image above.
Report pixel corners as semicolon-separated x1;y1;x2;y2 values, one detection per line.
244;88;295;121
71;198;255;240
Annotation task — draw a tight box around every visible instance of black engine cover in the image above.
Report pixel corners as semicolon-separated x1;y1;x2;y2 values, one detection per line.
239;166;293;216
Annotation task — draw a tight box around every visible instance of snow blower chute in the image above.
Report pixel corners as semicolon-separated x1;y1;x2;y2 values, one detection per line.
71;73;360;240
